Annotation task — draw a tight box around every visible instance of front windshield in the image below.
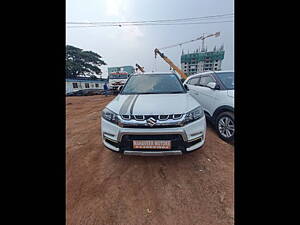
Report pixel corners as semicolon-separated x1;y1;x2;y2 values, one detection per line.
109;75;128;79
121;74;186;94
215;72;234;90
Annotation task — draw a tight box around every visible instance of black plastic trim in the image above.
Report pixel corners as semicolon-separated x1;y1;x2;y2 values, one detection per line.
212;105;234;123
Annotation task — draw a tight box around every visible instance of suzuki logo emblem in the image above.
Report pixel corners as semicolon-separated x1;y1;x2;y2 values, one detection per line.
146;117;157;127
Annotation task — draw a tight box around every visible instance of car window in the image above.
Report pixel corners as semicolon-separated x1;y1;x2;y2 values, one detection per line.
187;77;200;85
215;72;234;90
199;75;215;86
121;74;185;94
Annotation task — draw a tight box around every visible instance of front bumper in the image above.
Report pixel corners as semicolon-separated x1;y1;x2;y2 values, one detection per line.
123;150;182;156
101;116;206;156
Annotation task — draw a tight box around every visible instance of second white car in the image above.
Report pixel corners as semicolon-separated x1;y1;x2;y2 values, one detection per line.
184;71;234;142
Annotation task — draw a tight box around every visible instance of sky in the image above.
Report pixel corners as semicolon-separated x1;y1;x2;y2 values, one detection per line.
66;0;234;78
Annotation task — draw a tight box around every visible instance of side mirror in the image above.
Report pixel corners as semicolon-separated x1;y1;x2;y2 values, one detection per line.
118;86;123;92
207;82;217;89
184;84;189;91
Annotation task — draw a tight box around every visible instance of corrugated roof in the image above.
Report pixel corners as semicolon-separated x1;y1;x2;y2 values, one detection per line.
66;78;106;83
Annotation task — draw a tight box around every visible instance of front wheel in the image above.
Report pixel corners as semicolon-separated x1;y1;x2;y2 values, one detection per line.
216;112;234;143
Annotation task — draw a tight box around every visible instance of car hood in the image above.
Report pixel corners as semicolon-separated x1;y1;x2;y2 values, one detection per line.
227;90;234;98
107;93;200;115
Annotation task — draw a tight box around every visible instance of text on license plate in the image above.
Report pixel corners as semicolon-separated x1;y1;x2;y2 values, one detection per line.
133;140;171;149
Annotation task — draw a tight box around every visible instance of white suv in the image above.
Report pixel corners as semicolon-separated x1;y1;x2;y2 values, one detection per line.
101;72;206;156
184;71;234;142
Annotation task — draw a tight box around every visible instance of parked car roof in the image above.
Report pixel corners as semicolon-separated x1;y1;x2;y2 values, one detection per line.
185;70;234;80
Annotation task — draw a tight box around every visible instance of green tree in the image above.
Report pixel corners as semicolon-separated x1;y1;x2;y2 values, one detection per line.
66;45;106;78
89;75;98;80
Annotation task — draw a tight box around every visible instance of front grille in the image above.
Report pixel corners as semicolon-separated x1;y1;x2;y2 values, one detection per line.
119;134;186;152
121;114;183;121
120;114;184;128
122;124;181;128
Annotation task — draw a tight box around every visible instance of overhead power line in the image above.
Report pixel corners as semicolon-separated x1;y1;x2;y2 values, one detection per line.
67;20;234;28
67;13;234;26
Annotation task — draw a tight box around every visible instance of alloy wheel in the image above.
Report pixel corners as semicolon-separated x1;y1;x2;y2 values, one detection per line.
218;116;234;138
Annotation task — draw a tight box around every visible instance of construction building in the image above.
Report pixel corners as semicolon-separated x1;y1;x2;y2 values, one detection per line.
181;46;225;76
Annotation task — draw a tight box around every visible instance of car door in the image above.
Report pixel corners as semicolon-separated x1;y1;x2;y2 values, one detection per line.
192;74;218;116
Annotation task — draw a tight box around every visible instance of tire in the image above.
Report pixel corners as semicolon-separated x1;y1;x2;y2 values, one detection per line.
215;111;234;143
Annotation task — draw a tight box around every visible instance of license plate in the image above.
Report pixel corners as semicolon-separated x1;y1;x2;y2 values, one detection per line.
133;140;171;149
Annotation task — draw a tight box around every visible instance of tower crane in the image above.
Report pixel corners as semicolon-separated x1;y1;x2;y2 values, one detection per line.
154;32;220;80
199;32;220;52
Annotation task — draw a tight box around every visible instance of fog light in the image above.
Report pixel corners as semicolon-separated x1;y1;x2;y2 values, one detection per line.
103;132;115;137
191;131;203;137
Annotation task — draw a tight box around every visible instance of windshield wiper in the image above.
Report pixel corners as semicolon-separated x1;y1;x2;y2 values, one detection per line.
123;91;184;95
167;91;185;94
138;92;184;94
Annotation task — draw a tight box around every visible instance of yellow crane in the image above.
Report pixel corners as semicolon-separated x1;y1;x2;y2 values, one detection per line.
154;32;220;80
135;63;145;73
154;48;188;79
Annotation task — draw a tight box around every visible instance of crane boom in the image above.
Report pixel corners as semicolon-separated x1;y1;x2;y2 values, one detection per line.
135;63;145;72
200;32;220;51
154;32;220;80
159;32;220;51
154;48;187;79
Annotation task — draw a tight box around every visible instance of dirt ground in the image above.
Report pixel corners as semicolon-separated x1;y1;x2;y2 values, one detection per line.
66;95;234;225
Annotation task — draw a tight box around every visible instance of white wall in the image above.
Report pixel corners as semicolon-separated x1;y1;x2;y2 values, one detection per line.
65;81;105;93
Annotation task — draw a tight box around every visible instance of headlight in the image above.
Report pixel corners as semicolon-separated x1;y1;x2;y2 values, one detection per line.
182;106;204;126
101;108;120;125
